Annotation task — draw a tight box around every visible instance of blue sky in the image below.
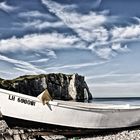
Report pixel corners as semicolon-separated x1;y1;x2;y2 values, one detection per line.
0;0;140;97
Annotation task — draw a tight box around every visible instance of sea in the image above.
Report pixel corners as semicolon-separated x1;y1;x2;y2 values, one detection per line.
90;98;140;105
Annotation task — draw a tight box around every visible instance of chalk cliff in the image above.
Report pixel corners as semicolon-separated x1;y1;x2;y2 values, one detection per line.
0;73;92;102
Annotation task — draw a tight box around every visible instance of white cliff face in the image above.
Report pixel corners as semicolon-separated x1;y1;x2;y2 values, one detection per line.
0;73;92;101
41;77;47;89
84;88;89;101
68;74;77;100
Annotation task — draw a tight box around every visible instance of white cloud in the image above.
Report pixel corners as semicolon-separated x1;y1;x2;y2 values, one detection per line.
87;72;140;80
111;43;122;51
0;2;17;12
134;17;140;23
47;50;57;58
45;61;108;71
61;4;78;11
17;11;64;30
18;11;54;20
111;43;130;53
0;0;138;62
41;0;108;42
0;70;19;79
15;20;64;30
0;54;46;74
37;21;64;29
88;43;129;59
40;0;140;60
41;0;131;60
93;0;102;8
29;58;49;63
111;24;140;40
95;47;117;59
0;32;80;52
14;67;37;74
42;0;106;26
76;26;109;42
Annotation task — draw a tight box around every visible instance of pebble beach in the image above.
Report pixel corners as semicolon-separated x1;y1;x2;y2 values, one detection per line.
1;119;140;140
42;128;140;140
78;129;140;140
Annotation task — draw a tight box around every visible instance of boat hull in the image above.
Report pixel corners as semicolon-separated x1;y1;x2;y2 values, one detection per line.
1;88;140;129
4;115;140;136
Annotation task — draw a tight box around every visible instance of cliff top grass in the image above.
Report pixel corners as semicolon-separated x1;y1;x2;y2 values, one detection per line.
13;74;47;81
0;74;47;85
0;78;3;81
11;73;74;82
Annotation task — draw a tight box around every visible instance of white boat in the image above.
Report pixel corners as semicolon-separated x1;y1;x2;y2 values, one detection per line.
0;88;140;130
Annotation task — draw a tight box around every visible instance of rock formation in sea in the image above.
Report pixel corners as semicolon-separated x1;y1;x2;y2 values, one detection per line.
0;73;92;102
